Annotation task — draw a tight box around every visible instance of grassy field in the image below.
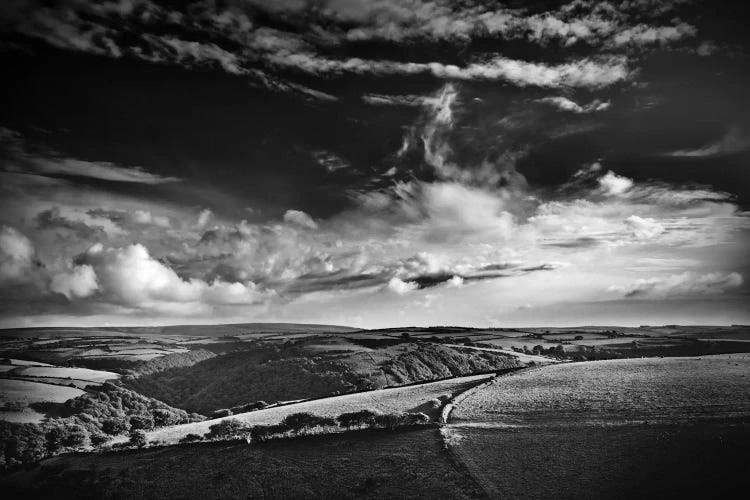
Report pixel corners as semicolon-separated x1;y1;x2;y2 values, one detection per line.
11;366;119;382
451;354;750;425
0;379;86;423
444;354;750;499
135;373;494;445
4;427;484;499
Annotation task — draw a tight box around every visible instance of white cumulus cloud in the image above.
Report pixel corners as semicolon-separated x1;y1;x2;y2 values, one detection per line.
283;209;319;229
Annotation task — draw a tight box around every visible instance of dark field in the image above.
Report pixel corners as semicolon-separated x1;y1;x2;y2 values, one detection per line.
445;422;749;500
2;427;484;500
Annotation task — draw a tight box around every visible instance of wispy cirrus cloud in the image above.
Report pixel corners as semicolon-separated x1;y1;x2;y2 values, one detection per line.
1;128;179;184
609;272;743;298
537;96;611;113
665;127;750;158
1;0;691;92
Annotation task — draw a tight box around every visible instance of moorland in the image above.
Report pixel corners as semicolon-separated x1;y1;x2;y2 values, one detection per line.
1;323;749;499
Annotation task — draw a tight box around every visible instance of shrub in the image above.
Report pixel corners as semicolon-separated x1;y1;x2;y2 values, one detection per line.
207;418;246;440
210;409;232;419
401;412;430;426
90;433;109;446
62;424;88;447
282;412;325;433
179;433;204;443
129;414;154;431
152;408;182;427
336;410;379;430
374;413;402;430
129;429;148;448
101;418;129;435
249;423;290;442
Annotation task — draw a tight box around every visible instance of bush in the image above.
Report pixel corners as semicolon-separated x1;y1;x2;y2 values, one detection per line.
281;412;336;433
129;414;154;431
90;433;109;446
129;429;148;448
249;423;290;442
401;412;430;426
374;413;402;430
210;409;232;419
179;433;204;443
336;410;379;430
101;419;128;435
207;418;246;440
153;408;182;427
62;424;88;447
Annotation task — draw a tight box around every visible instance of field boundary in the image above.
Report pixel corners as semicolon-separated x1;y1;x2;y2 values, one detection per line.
440;365;541;424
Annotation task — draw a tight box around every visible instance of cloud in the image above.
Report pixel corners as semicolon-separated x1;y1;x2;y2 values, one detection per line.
269;52;631;88
598;171;634;196
537;96;611;113
665;127;750;158
610;272;743;298
312;151;350;172
283;209;319;229
609;22;696;47
624;215;664;240
412;182;515;242
696;40;718;56
76;243;269;314
197;209;213;228
132;210;171;228
1;128;180;184
0;225;35;283
2;0;697;96
50;264;98;299
386;276;418;294
362;93;431;106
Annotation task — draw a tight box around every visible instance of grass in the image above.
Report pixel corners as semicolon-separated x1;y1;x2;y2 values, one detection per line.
444;422;749;500
444;354;750;499
0;379;86;423
12;366;119;382
3;427;484;499
452;354;750;424
135;373;493;445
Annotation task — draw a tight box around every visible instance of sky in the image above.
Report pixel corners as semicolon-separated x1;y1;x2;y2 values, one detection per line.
0;0;748;329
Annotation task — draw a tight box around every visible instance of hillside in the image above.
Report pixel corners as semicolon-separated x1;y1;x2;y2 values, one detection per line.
126;343;520;415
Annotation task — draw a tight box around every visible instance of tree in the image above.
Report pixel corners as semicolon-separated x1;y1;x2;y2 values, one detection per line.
62;424;88;447
90;433;109;446
45;425;66;452
152;408;181;427
102;418;128;435
179;433;204;443
374;413;402;430
207;418;245;439
129;429;148;448
336;410;379;430
210;409;232;419
281;412;320;433
129;414;154;431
